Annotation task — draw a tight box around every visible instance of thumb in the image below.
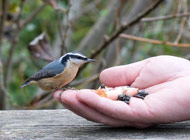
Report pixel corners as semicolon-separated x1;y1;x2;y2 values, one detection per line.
100;58;150;87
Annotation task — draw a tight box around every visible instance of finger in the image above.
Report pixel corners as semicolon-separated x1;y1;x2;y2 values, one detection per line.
54;90;63;102
55;90;153;127
77;89;158;123
144;77;190;123
131;56;190;89
54;90;90;121
60;90;133;127
60;92;104;123
60;97;152;128
61;102;85;118
54;90;85;117
100;59;150;87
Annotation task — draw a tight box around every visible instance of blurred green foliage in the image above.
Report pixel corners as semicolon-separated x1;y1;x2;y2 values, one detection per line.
1;0;108;108
1;0;190;109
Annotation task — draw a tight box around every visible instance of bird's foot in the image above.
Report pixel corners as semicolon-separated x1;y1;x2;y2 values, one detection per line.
56;87;77;91
55;87;77;99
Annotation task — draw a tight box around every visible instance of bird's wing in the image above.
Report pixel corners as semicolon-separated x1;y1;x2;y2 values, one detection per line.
30;60;65;81
29;69;57;81
20;69;57;88
20;59;65;88
28;59;65;80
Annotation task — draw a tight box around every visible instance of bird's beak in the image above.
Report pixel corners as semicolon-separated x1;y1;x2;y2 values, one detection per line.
87;58;96;62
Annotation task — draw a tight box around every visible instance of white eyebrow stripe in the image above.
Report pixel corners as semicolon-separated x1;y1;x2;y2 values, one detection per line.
67;52;86;58
58;52;87;63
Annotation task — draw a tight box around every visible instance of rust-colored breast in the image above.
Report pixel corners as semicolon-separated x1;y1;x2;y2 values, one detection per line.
37;62;79;91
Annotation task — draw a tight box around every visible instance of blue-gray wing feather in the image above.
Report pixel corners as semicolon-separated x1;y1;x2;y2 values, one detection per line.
29;59;65;81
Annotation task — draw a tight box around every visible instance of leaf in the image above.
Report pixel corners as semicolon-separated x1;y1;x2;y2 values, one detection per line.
28;32;54;62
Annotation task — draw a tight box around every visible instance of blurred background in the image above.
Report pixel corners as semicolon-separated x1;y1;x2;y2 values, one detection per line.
0;0;190;110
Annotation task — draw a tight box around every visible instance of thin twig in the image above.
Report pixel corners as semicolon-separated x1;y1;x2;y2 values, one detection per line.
141;13;190;22
4;33;20;87
174;0;187;43
0;0;8;109
16;0;26;29
4;3;46;87
55;0;72;56
90;0;163;59
0;58;22;109
0;0;25;109
119;34;190;47
4;0;26;87
32;99;56;110
56;7;70;56
0;0;8;51
175;18;186;43
29;92;54;109
70;0;101;24
56;11;66;56
79;0;163;73
20;4;46;28
114;0;125;65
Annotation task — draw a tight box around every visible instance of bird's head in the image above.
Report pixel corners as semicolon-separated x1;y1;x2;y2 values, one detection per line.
59;52;95;66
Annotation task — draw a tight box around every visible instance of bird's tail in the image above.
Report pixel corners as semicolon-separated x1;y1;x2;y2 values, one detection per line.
20;80;31;88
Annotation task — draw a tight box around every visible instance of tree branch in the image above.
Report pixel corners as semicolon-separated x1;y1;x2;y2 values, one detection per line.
79;0;164;72
174;0;188;44
77;0;120;54
141;13;190;22
0;58;17;109
4;3;46;87
16;0;26;29
120;34;190;47
0;0;8;109
89;0;164;59
56;5;70;56
0;0;8;51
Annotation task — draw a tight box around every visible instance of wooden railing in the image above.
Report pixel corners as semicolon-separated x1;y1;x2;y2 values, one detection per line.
0;110;190;139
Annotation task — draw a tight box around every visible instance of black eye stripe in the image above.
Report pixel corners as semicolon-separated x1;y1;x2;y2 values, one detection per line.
61;54;87;65
69;54;87;60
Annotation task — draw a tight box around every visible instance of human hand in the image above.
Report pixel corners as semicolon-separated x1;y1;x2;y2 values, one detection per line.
54;55;190;128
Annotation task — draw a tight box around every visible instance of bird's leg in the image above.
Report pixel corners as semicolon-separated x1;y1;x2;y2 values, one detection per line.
133;90;149;99
66;87;77;90
56;87;77;91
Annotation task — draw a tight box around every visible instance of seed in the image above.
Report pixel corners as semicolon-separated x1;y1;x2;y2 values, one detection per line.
100;84;105;89
117;94;131;104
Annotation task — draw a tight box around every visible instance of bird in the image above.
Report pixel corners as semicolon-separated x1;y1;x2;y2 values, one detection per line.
20;52;95;91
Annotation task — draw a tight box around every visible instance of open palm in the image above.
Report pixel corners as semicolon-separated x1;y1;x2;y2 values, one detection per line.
54;55;190;128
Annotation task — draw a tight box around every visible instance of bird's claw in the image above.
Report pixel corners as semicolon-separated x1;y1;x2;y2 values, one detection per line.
56;87;76;90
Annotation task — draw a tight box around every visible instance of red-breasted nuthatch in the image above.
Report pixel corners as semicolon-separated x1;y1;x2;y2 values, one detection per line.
20;52;95;91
